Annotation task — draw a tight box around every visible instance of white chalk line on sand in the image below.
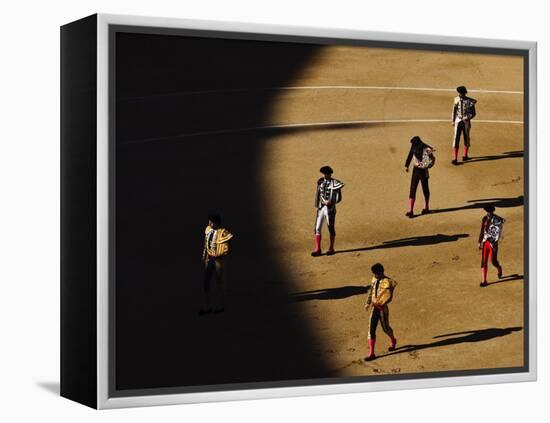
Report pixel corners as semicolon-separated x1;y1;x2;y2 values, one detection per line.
121;118;524;145
119;85;523;101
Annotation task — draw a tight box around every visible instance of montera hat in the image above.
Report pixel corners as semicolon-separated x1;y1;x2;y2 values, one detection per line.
320;165;334;174
208;214;222;224
371;263;384;274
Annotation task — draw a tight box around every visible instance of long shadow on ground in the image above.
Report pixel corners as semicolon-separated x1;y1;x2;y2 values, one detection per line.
425;196;524;216
460;150;523;164
115;33;328;391
291;285;369;302
372;326;523;361
487;274;524;286
334;233;469;255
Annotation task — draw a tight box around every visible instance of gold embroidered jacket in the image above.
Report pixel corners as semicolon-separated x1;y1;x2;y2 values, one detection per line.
366;276;398;307
203;226;233;259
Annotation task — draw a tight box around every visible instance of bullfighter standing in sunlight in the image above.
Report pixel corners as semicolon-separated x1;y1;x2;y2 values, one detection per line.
478;205;505;287
452;85;477;164
364;263;398;361
311;165;345;257
405;136;435;218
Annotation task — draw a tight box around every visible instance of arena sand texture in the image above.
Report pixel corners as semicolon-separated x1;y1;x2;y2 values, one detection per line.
260;46;524;376
115;41;525;389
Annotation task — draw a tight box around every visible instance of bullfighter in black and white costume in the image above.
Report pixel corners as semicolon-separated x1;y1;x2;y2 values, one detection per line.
478;205;504;287
405;136;435;218
452;85;477;165
311;166;344;257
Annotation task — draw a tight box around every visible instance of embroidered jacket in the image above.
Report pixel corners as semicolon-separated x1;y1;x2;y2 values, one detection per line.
366;276;398;307
314;178;345;210
452;95;477;122
405;142;434;168
203;226;233;259
478;214;505;245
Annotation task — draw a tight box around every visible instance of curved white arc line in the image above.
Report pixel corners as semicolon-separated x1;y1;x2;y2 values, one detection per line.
119;85;524;101
121;118;524;145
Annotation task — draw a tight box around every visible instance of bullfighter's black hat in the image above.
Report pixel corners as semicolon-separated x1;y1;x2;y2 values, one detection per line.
371;263;384;275
320;165;334;175
208;214;221;224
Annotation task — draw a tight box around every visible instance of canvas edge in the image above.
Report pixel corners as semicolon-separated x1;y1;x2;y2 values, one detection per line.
95;13;538;410
527;42;537;382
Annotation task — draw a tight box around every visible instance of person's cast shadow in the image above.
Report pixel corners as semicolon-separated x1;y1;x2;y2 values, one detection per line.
291;285;370;302
487;273;523;286
458;150;523;165
371;326;523;360
333;233;469;255
421;195;523;216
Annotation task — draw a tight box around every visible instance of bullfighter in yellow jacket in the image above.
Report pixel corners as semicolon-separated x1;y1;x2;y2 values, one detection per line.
200;214;233;315
364;263;398;361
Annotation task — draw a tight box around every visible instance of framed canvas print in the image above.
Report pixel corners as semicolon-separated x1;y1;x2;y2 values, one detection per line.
60;13;537;409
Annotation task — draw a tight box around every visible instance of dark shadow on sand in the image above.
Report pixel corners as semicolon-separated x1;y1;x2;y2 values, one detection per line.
487;274;524;286
263;121;385;137
119;121;388;144
334;233;469;255
372;326;523;360
426;196;524;216
461;150;523;164
115;33;330;390
291;285;369;302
